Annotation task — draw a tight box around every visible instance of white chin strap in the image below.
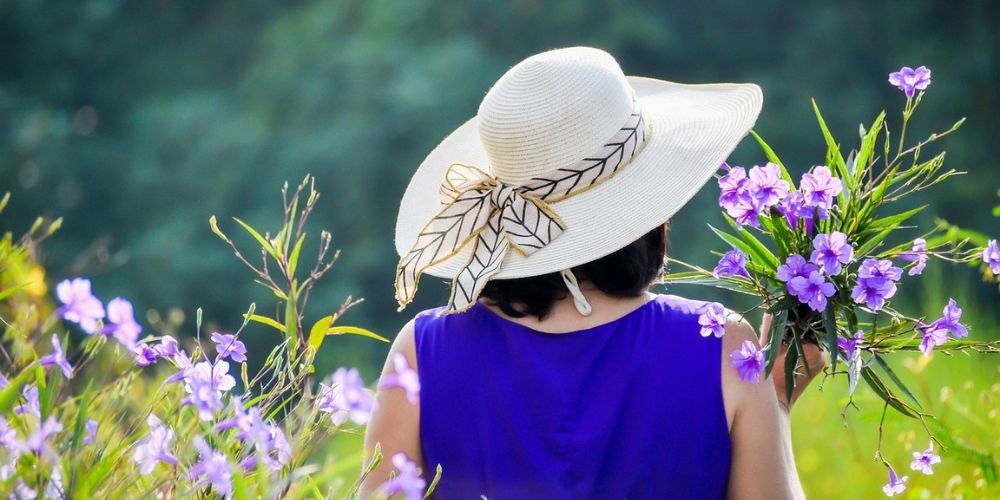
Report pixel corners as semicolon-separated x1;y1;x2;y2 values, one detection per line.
559;268;593;316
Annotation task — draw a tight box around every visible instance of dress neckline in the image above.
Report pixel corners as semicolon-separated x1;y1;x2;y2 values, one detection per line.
473;293;660;336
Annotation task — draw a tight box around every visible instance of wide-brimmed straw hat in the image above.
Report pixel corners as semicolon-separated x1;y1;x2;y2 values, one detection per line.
394;46;762;314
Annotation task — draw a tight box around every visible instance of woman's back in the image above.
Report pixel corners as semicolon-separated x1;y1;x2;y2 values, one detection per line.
415;293;730;499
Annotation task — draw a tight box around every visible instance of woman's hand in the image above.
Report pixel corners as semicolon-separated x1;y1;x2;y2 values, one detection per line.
759;313;827;413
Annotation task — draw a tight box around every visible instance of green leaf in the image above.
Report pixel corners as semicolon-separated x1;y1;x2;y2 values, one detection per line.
244;314;287;333
0;282;29;302
992;204;1000;218
861;366;920;418
324;326;390;344
854;111;886;185
233;217;280;261
662;272;760;295
748;130;795;185
424;464;444;498
0;366;33;415
870;354;922;409
307;315;336;349
862;205;927;233
231;467;250;500
854;227;894;257
812;98;849;189
714;220;779;269
823;304;839;376
764;309;787;378
784;330;800;406
288;233;306;278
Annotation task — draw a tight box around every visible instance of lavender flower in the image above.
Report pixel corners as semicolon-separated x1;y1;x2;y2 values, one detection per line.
55;278;105;334
730;340;765;384
851;258;903;311
380;452;426;500
183;361;237;421
39;334;73;379
799;166;842;217
133;414;179;474
15;385;39;416
776;254;818;283
789;270;837;312
718;164;748;213
898;238;929;276
165;350;194;384
155;335;179;358
918;321;948;355
746;163;789;207
697;303;727;338
838;330;864;359
133;343;159;367
217;398;290;471
191;437;233;498
888;66;931;98
13;416;62;459
910;442;941;475
103;297;142;349
934;298;968;338
713;249;750;279
84;419;98;446
317;368;374;426
882;466;908;496
0;418;14;448
726;194;765;229
379;353;420;404
810;232;854;275
777;190;814;231
982;239;1000;275
211;332;247;363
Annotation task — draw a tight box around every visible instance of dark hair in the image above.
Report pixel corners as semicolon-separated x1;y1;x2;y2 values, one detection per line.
479;224;668;320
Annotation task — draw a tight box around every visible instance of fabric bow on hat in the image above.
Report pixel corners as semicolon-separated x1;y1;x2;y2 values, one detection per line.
395;102;647;313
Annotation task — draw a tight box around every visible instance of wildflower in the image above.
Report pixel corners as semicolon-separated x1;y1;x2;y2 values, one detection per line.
211;332;247;363
838;330;864;359
776;254;818;283
730;340;765;384
910;442;941;475
799;166;842;217
380;452;426;500
317;368;374;426
896;238;928;276
55;278;105;334
101;297;143;349
697;303;727;338
133;414;179;474
718;163;748;213
379;353;420;404
14;385;39;416
851;258;903;311
15;416;62;455
84;419;98;446
777;191;814;231
191;437;233;498
726;193;765;229
155;335;179;358
183;361;237;420
882;466;908;496
39;334;73;379
810;232;854;275
133;343;159;367
933;298;968;338
746;163;789;207
789;270;837;312
917;321;948;355
217;398;289;471
165;350;193;384
982;239;1000;275
713;249;750;279
888;66;931;98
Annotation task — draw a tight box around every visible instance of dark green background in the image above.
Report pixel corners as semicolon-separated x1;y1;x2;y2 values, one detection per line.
2;0;998;379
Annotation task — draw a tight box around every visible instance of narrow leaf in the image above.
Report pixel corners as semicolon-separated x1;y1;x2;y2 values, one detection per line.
244;314;286;333
233;217;279;260
823;304;839;375
764;309;787;377
325;326;390;343
871;354;923;409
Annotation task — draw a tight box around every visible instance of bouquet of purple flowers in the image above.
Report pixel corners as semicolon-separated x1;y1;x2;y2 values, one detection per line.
666;65;1000;494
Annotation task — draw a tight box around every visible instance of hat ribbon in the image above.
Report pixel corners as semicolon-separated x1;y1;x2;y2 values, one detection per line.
395;99;648;313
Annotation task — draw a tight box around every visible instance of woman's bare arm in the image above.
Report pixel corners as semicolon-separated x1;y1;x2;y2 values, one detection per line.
722;318;805;500
358;319;422;497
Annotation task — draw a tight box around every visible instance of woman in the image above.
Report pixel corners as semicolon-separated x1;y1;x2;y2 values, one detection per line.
361;47;823;499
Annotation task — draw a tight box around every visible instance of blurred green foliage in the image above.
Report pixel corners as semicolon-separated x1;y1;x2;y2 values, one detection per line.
1;0;999;492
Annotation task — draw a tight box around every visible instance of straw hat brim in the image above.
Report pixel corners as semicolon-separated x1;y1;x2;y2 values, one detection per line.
395;76;763;280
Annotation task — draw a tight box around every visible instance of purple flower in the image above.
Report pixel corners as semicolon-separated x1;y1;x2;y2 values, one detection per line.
133;414;179;474
103;298;142;349
851;259;903;311
133;343;159;367
935;298;968;338
982;239;1000;275
917;321;948;355
746;163;790;207
211;332;247;363
800;166;842;217
191;437;233;498
730;340;765;384
55;278;105;334
165;350;193;384
217;398;290;471
317;368;374;426
882;466;908;496
789;270;837;312
379;353;420;405
898;238;928;276
39;334;73;379
713;249;750;279
155;335;179;358
838;330;864;359
15;385;39;416
726;193;765;229
777;191;814;231
718;164;749;213
810;232;854;275
0;417;14;448
84;419;98;446
776;254;818;283
910;442;941;475
183;361;237;421
888;66;931;98
380;452;426;500
697;303;727;338
14;416;62;455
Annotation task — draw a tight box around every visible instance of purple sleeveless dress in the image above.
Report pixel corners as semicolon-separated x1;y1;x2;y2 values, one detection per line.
413;294;731;499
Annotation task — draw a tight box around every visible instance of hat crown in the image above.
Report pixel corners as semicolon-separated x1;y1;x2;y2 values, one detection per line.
477;47;635;185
